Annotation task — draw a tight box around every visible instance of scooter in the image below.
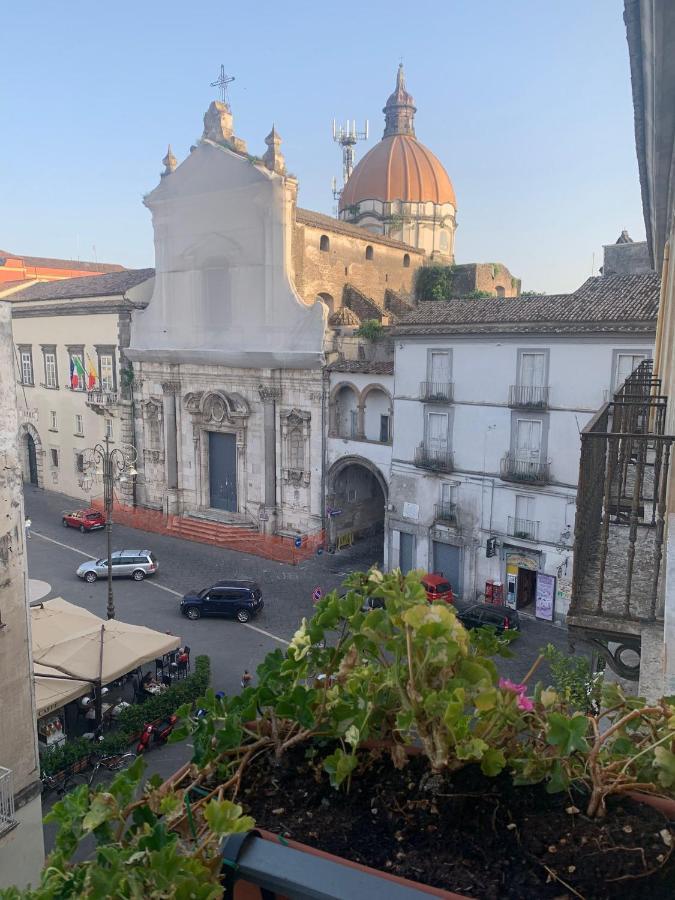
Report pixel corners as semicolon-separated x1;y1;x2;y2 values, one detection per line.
136;714;177;753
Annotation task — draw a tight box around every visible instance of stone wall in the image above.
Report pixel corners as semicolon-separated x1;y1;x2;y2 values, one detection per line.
603;241;653;276
292;217;424;311
448;263;521;298
0;301;45;888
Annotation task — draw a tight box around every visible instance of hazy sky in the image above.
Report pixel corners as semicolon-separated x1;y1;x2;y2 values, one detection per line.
0;0;644;293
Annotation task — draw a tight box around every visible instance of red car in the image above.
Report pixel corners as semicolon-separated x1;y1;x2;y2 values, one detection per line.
62;509;105;533
421;573;454;604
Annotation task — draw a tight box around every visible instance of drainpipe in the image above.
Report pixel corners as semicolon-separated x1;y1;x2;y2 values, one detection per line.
321;368;328;542
653;239;670;379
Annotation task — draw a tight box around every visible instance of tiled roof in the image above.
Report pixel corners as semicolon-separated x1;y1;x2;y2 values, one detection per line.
9;269;155;303
394;273;660;336
0;252;125;273
328;307;361;326
327;359;394;375
295;207;422;253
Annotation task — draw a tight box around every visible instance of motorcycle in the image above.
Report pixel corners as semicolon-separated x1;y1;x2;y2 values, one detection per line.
136;714;177;753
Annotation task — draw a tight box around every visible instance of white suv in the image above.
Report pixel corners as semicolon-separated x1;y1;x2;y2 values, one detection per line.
76;550;158;583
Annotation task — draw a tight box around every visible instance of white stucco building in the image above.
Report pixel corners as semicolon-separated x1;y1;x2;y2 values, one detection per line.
386;273;659;623
9;271;153;501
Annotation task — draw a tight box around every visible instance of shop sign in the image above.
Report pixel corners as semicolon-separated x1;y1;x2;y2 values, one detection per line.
535;572;556;622
402;502;419;521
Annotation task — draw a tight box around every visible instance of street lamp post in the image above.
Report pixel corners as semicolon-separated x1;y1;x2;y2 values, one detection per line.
87;436;137;620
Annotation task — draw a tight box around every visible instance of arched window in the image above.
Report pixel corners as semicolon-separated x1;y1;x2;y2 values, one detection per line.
365;245;374;261
439;231;449;253
320;234;330;252
403;253;410;268
289;427;304;470
495;286;505;298
317;292;334;314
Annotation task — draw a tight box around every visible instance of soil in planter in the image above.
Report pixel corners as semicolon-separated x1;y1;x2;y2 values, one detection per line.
238;746;675;900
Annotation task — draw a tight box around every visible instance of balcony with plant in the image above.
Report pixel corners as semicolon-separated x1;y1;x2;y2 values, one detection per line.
11;571;675;899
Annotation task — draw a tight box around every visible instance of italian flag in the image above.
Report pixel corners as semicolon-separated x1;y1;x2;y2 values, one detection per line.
70;356;86;389
86;355;97;390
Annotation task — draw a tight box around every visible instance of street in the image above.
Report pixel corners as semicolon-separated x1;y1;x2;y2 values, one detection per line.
25;484;581;852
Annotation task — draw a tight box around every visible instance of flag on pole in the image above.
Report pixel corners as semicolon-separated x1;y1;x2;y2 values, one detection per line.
70;355;86;389
86;355;97;390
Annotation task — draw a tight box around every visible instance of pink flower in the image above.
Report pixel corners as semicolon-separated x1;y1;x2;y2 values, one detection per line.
499;678;527;695
517;694;535;712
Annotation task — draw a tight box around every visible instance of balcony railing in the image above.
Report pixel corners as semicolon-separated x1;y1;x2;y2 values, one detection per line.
414;444;454;473
87;390;118;408
419;381;453;403
568;360;674;679
500;453;550;484
434;501;459;526
508;384;550;409
0;767;17;838
507;515;539;541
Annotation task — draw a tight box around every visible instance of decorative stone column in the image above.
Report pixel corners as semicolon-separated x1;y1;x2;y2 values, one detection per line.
162;382;180;515
356;402;366;440
259;385;281;533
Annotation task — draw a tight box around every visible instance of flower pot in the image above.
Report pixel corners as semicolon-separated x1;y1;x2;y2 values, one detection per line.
231;829;471;900
628;790;675;819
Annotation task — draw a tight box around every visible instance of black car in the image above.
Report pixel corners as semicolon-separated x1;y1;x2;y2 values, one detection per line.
180;580;264;623
456;603;520;633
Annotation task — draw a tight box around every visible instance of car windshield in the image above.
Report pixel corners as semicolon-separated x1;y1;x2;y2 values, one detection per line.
149;552;158;563
435;582;452;593
198;587;210;598
96;559;105;566
86;514;99;519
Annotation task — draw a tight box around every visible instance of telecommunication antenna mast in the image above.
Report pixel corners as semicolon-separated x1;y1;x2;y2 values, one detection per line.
332;119;369;212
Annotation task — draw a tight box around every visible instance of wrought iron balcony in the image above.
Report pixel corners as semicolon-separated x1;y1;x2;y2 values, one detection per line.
434;501;459;526
419;381;453;403
0;767;17;838
87;390;118;409
508;384;550;409
500;453;550;484
414;444;454;473
507;515;539;541
568;359;674;679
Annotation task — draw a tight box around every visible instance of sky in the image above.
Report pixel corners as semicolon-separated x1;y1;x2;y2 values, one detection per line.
0;0;645;294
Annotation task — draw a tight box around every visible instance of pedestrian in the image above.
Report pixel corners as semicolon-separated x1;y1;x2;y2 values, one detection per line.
240;669;252;689
25;518;32;540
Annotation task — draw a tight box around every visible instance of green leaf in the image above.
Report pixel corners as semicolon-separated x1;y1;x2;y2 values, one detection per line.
323;748;359;788
475;688;498;712
82;793;118;833
654;746;675;787
480;747;506;777
455;737;488;761
203;799;255;837
545;759;570;793
546;712;589;755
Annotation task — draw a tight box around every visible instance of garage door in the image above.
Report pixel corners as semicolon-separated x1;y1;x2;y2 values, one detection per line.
433;542;462;597
399;532;415;573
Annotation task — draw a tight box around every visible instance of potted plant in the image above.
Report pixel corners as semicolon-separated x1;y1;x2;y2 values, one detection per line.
17;572;675;899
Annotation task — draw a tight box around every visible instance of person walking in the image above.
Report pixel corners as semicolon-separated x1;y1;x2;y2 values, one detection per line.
25;518;32;540
240;670;252;689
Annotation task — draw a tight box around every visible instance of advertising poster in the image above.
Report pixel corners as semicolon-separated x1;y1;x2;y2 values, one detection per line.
535;572;556;622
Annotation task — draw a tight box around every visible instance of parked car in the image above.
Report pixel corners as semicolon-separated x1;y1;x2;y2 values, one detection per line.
76;550;158;583
180;580;264;623
457;603;520;633
421;573;454;604
361;596;385;613
62;509;105;532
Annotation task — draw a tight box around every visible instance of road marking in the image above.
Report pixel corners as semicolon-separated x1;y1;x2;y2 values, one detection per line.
33;531;290;646
33;531;96;558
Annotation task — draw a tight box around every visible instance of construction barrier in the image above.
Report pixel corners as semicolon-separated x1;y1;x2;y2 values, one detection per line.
90;500;325;566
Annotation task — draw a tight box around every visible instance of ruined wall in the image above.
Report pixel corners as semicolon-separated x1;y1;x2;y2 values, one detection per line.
449;263;521;297
292;217;424;310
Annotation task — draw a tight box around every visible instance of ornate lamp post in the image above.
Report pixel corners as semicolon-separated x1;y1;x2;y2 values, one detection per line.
84;437;137;620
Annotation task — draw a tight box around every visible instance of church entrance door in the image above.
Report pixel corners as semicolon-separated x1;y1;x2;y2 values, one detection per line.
209;432;237;512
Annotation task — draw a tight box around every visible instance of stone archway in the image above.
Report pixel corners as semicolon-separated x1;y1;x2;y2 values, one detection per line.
326;456;387;555
18;422;44;487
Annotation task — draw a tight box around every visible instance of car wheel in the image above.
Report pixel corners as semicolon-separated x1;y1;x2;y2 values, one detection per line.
85;571;97;583
132;569;145;581
186;607;200;620
62;519;69;527
236;609;251;623
79;524;86;533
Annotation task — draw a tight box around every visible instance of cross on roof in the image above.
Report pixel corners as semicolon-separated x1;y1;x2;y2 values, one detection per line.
210;65;235;104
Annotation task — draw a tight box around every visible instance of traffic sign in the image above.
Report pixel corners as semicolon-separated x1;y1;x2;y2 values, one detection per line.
294;536;303;549
312;586;322;603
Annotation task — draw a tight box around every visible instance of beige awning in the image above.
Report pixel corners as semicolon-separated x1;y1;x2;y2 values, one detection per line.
32;597;181;718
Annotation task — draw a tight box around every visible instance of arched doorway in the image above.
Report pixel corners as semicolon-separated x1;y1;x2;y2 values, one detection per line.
26;433;38;485
327;457;387;560
19;423;43;487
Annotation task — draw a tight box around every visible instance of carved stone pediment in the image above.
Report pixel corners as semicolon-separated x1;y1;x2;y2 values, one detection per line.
186;390;251;425
281;407;311;426
184;391;204;414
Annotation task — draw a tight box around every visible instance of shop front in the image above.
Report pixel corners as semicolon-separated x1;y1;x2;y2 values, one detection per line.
504;549;556;623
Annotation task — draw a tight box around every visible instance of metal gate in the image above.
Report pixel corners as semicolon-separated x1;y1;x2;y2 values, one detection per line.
209;432;237;511
433;541;462;597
